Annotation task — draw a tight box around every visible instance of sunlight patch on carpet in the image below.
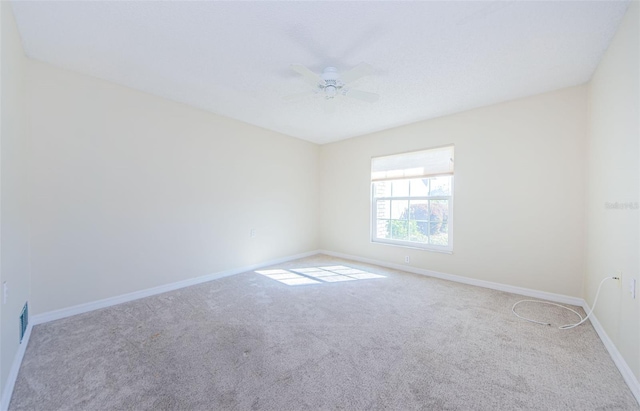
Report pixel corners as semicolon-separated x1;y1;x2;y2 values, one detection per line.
255;265;385;286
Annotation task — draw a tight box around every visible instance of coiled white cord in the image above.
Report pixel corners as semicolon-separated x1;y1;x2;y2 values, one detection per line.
512;276;617;330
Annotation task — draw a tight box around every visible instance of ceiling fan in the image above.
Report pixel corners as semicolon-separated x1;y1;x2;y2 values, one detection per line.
284;63;379;105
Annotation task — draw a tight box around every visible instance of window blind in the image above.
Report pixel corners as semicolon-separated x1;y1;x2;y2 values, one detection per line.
371;145;454;182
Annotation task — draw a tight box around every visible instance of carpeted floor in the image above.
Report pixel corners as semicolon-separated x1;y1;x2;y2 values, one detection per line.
9;254;640;410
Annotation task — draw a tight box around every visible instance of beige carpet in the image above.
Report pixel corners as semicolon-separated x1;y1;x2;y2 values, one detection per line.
9;254;640;410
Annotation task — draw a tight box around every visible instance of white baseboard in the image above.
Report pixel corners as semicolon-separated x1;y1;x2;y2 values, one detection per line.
1;322;33;411
318;249;584;306
31;250;320;325
584;302;640;405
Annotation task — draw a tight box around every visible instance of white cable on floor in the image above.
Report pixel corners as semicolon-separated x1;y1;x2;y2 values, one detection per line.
511;276;617;330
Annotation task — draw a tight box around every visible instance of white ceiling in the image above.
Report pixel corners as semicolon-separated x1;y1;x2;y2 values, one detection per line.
11;1;630;144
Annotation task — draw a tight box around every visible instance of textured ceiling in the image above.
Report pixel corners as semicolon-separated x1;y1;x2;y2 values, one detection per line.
11;1;630;144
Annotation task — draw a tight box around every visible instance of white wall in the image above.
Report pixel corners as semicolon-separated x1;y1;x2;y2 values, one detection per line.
320;86;587;298
26;60;319;315
0;1;30;402
586;1;639;382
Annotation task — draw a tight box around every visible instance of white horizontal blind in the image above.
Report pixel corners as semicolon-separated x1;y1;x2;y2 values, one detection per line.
371;145;454;182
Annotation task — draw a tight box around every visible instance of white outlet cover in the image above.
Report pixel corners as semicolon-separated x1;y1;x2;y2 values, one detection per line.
630;278;636;299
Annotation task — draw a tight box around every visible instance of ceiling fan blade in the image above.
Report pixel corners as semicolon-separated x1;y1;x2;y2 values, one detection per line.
345;88;379;103
340;62;373;84
290;64;321;87
282;90;316;102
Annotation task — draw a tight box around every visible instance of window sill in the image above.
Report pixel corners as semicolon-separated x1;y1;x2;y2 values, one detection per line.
371;238;453;254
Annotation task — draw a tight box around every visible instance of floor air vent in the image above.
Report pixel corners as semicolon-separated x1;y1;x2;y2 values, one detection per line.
20;302;28;343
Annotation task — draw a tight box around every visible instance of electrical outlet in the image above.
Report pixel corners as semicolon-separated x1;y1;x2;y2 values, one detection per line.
404;256;410;263
2;282;7;304
630;278;637;299
249;228;256;238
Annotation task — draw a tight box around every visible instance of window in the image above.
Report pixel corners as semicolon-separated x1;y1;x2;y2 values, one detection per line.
371;146;454;252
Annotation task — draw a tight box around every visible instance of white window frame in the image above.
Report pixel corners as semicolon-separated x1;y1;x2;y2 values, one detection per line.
370;146;454;253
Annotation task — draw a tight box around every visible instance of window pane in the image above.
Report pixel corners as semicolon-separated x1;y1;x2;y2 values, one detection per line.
410;179;429;197
428;200;449;245
430;232;448;246
391;200;408;219
408;199;429;220
376;200;390;219
374;181;391;197
391;180;409;197
377;219;391;239
429;176;452;196
408;220;428;243
389;220;408;241
415;220;430;239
